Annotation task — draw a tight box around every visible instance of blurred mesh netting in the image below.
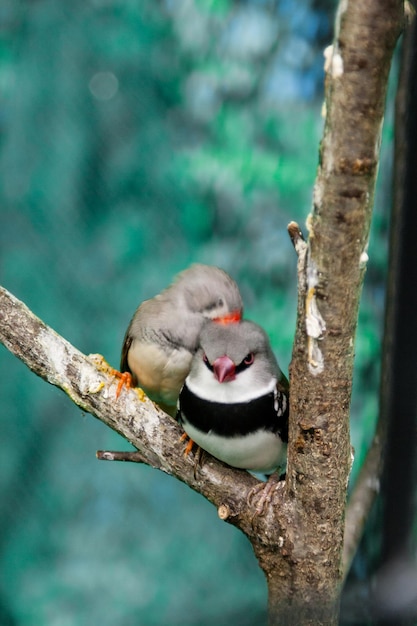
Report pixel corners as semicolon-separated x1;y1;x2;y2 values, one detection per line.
0;2;393;624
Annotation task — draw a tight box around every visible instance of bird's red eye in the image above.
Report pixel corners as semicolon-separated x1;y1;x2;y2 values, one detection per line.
203;353;208;363
244;353;254;365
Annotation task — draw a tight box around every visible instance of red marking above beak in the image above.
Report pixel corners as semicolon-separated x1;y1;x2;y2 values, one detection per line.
213;355;236;383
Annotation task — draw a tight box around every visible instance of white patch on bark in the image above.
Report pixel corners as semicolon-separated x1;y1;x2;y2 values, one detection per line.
323;44;344;79
38;328;71;384
332;52;344;78
313;181;323;209
305;260;326;375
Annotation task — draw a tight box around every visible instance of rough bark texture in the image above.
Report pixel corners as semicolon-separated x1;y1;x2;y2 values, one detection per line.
272;1;403;623
342;4;417;584
0;2;403;625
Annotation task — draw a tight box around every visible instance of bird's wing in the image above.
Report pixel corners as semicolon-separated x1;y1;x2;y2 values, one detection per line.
120;332;133;374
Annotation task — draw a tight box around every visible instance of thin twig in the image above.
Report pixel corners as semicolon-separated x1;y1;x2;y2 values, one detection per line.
96;450;147;463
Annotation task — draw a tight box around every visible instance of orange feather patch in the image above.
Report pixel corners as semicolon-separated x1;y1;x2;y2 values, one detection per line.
213;310;242;325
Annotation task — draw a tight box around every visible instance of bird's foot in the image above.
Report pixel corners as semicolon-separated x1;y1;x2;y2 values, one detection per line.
180;431;195;456
247;473;282;520
110;369;133;398
180;433;204;479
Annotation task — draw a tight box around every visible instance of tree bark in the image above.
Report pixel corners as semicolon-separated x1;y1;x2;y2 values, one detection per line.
0;2;403;625
273;0;402;623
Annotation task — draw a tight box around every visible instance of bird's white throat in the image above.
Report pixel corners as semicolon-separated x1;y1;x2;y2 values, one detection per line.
186;365;277;404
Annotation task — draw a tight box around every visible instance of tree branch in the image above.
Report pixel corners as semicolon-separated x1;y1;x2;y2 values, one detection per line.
0;285;261;535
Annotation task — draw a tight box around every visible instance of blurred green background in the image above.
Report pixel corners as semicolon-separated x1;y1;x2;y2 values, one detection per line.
0;1;395;624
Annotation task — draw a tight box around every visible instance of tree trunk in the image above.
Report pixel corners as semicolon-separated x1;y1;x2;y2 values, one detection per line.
261;1;403;624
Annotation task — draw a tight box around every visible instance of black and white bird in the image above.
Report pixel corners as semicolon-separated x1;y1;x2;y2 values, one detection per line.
119;265;243;416
178;319;289;474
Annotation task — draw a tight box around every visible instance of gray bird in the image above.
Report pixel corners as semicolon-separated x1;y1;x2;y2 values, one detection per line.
120;265;243;416
178;320;289;473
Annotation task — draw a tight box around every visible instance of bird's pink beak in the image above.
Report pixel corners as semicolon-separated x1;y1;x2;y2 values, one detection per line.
213;355;236;383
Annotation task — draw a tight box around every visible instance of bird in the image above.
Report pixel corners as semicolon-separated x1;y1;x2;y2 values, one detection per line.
118;264;243;416
177;319;289;474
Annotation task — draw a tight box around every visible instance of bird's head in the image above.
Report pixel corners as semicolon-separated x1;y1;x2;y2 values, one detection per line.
174;264;243;322
190;319;280;393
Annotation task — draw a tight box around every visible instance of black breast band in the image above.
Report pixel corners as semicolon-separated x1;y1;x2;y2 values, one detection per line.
179;384;288;441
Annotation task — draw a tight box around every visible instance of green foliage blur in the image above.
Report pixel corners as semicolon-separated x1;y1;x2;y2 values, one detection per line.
0;1;393;624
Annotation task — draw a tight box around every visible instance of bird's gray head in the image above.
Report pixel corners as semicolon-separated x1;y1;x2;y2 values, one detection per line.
174;264;243;322
192;319;280;385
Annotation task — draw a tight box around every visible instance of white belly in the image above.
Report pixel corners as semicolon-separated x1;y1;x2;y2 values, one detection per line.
182;421;286;473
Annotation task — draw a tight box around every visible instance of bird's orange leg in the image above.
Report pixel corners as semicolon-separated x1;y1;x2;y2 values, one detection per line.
180;432;205;479
110;369;133;399
180;431;195;456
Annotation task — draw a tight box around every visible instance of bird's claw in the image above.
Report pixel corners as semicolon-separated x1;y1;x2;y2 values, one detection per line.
110;370;133;399
180;431;195;456
247;473;281;521
180;432;204;479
